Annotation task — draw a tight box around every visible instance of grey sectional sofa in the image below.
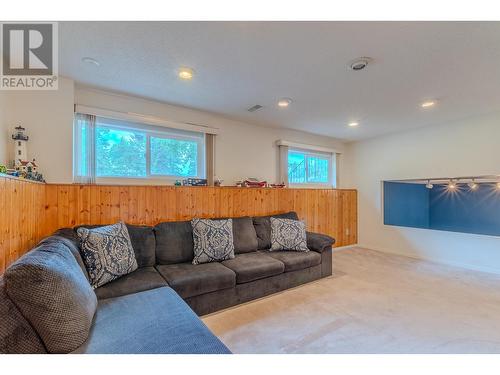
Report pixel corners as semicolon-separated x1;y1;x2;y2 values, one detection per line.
0;211;334;354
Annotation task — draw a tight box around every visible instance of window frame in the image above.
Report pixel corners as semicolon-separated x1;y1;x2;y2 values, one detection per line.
77;115;206;185
287;147;336;188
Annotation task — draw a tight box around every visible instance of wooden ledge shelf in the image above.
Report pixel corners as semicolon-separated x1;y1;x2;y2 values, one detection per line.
0;172;46;184
48;182;356;192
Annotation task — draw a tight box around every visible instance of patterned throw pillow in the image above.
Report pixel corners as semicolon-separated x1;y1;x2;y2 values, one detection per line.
77;222;138;288
191;218;235;265
270;217;309;252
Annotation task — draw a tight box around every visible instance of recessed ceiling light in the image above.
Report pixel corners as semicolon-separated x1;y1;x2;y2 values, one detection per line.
348;121;359;127
81;57;100;66
421;100;436;108
278;98;292;108
178;67;195;80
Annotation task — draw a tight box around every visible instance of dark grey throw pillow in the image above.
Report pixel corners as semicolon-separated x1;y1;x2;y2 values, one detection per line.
4;241;97;353
191;218;235;265
270;217;309;252
77;221;138;288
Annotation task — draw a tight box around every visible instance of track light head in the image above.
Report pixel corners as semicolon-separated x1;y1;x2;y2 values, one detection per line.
448;180;457;190
468;179;478;190
425;180;434;189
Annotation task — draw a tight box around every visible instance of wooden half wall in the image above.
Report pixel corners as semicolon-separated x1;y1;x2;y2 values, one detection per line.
0;175;357;273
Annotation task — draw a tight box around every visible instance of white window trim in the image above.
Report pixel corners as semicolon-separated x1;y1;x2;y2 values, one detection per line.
276;140;340;154
75;105;218;135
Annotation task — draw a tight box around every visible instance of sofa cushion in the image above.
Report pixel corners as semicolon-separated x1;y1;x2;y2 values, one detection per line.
192;218;235;265
75;224;156;267
94;266;168;300
4;240;97;353
0;278;47;354
270;217;309;252
265;250;321;272
222;252;285;284
123;225;156;267
154;221;194;264
156;262;236;299
232;216;259;254
253;211;299;250
72;287;231;354
77;222;138;288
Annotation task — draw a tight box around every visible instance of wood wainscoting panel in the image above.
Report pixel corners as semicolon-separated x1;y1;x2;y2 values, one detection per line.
0;176;47;273
0;177;357;274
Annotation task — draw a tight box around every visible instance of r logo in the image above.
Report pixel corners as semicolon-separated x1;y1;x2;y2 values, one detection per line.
2;23;53;75
1;22;58;90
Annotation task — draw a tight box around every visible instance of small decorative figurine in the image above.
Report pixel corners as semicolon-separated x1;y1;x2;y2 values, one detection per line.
0;165;6;174
10;126;45;182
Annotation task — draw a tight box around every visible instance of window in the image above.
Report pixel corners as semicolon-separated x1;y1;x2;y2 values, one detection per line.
74;114;205;183
287;148;335;187
95;126;147;177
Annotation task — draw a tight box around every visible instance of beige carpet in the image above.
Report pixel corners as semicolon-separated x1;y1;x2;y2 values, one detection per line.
202;247;500;353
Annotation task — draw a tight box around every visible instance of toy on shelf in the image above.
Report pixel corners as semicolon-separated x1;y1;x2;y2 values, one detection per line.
0;165;7;174
182;178;207;186
235;178;267;188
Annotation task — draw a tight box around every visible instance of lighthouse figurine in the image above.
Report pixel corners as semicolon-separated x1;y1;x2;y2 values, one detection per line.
12;125;29;168
9;126;44;182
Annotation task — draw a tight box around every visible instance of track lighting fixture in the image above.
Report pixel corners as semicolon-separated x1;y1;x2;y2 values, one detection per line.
388;176;500;192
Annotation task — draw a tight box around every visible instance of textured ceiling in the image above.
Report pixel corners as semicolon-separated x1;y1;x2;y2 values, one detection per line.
59;21;500;141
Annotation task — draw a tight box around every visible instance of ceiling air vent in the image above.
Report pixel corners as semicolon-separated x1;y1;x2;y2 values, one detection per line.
247;104;263;112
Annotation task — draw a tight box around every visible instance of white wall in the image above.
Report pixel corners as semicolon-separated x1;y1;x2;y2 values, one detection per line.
343;111;500;274
75;85;346;185
0;77;345;184
0;78;75;182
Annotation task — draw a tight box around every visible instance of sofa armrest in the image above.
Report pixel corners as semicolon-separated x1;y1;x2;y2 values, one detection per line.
306;231;335;253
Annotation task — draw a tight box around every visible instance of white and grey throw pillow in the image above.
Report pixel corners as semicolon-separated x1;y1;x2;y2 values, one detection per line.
270;217;309;252
191;218;235;265
77;222;138;288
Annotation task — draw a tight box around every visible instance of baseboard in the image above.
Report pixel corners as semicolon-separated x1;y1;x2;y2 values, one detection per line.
333;244;358;252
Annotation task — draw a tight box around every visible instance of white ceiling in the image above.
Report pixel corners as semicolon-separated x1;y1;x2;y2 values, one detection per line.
59;22;500;141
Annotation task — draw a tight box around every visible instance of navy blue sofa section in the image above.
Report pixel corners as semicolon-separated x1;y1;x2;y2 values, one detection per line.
73;287;230;354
